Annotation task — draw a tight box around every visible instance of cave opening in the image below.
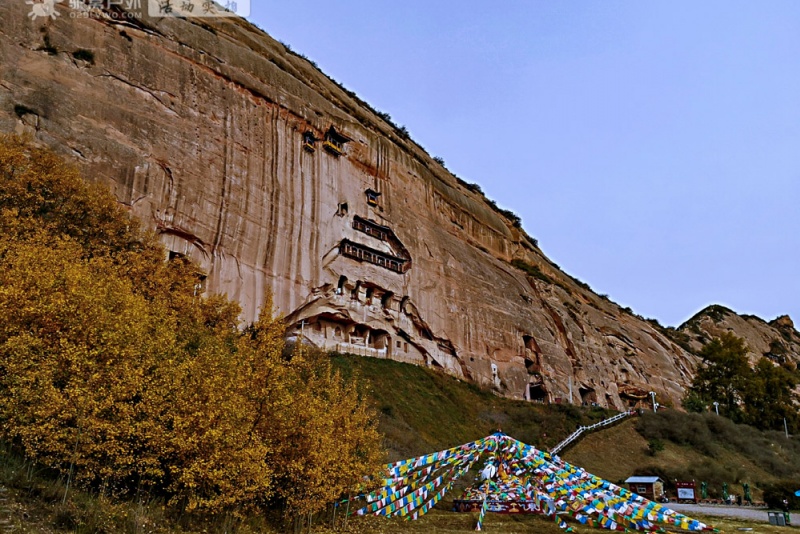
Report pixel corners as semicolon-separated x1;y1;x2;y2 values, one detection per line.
528;382;548;403
523;334;536;351
579;386;597;405
381;290;394;310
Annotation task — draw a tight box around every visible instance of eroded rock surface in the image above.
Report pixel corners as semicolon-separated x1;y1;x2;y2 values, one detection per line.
0;3;707;407
678;306;800;367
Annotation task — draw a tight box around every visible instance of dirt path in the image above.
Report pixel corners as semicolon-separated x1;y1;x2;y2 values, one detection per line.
668;503;787;523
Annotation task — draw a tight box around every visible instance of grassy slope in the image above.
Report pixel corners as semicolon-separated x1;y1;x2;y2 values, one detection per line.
335;354;800;502
3;353;799;533
332;354;800;532
351;510;798;533
331;354;615;460
563;418;778;501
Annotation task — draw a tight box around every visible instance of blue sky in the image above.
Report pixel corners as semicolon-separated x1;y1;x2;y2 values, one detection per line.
250;2;799;327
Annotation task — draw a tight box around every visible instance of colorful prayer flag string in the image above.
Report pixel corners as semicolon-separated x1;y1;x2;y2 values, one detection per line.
351;432;713;532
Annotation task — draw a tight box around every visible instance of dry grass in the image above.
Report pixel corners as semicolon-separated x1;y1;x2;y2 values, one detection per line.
692;514;799;534
341;508;800;533
564;416;651;482
343;509;592;533
564;418;780;501
3;354;799;533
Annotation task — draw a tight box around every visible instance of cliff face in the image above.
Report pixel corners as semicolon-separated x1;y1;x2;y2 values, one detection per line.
678;306;800;367
0;2;701;407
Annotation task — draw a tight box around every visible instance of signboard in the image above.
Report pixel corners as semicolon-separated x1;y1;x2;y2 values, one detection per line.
675;481;698;503
453;500;543;514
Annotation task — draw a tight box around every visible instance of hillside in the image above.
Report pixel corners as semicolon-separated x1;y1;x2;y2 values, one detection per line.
1;4;799;534
1;353;798;532
331;353;615;461
336;354;800;504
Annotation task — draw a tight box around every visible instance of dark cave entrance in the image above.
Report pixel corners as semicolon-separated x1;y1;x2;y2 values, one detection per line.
527;382;548;403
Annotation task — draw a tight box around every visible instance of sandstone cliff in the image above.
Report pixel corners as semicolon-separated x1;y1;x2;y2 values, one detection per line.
0;2;710;407
677;306;800;367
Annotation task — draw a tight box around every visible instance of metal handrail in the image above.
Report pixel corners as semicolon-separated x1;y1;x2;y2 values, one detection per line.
550;410;635;455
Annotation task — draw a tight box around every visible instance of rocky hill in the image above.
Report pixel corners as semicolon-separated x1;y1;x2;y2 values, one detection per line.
677;306;800;366
0;2;782;408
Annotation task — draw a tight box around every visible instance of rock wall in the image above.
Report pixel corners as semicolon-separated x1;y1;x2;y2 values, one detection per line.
678;306;800;367
0;2;702;407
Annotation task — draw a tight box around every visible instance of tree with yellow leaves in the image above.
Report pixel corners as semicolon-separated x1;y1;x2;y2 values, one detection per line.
0;135;384;522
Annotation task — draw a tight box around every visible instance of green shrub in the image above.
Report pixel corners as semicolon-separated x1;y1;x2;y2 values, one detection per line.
511;259;552;284
572;278;591;291
463;181;483;194
72;49;95;64
762;480;800;510
647;438;665;456
524;233;539;248
636;411;717;456
636;410;800;479
764;479;800;510
681;391;707;413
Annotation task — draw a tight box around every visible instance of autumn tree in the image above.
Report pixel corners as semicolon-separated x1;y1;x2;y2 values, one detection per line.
265;346;384;519
240;303;385;521
0;135;384;519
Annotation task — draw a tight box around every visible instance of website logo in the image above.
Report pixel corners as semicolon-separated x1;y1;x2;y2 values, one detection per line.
66;0;143;20
27;0;64;20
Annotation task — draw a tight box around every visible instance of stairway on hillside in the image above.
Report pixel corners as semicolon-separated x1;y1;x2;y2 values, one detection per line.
550;410;637;455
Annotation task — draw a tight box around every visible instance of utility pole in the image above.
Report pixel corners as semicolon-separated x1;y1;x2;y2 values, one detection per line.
785;417;790;439
568;376;573;404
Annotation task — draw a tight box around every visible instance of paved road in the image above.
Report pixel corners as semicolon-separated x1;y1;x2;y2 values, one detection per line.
667;503;785;523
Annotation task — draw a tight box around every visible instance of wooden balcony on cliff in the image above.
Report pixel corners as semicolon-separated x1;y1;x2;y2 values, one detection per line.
302;131;317;153
340;239;409;274
351;216;412;264
365;188;381;207
323;126;351;156
353;215;389;241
